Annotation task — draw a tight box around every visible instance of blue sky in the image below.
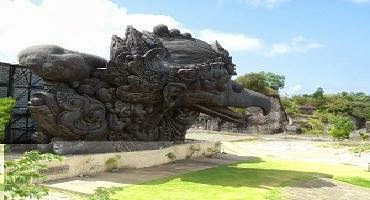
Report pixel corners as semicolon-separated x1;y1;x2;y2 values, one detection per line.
115;0;370;95
1;0;369;95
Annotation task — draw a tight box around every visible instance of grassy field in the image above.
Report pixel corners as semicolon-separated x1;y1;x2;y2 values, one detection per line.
110;157;370;200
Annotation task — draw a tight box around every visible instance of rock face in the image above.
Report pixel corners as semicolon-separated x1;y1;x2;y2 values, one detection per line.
366;121;370;133
18;25;271;142
244;95;288;134
194;94;287;134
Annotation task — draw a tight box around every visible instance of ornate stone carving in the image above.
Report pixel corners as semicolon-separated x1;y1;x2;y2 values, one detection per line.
19;25;272;142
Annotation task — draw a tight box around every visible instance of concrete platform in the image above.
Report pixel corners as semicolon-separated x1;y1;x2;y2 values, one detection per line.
6;141;180;155
40;141;221;181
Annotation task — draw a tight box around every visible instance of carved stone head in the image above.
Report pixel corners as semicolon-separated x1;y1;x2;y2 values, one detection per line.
18;25;271;142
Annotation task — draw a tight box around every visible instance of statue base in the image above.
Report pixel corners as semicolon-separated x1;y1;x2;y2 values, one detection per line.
6;140;197;155
6;141;221;181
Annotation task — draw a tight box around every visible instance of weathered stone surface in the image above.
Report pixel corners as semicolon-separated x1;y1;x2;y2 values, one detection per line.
243;95;287;134
19;24;271;142
52;141;175;155
6;141;181;155
6;144;53;153
194;95;287;134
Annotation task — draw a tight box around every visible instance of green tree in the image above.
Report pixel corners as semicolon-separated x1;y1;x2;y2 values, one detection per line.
236;71;285;95
0;98;15;142
236;72;269;94
261;71;285;91
4;151;63;200
328;115;354;140
313;87;324;98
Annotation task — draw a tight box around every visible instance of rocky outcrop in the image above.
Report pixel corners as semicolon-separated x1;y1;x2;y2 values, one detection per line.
241;94;288;134
348;113;366;130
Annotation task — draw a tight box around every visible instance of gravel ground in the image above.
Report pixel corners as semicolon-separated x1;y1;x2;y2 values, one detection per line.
188;130;370;169
283;178;370;200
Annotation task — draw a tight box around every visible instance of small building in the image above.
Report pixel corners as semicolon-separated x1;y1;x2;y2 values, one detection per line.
299;104;316;115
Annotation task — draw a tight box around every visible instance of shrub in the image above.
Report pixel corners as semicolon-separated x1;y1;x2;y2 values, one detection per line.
328;115;354;140
4;151;63;200
165;152;176;161
281;98;300;115
0;98;15;142
105;155;121;171
357;132;370;157
299;120;312;133
306;117;325;136
89;187;120;200
359;132;369;141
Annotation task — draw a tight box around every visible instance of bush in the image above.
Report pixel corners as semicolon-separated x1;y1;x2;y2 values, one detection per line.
328;115;354;140
0;98;15;142
89;187;120;200
281;98;299;115
306;117;324;136
4;151;63;200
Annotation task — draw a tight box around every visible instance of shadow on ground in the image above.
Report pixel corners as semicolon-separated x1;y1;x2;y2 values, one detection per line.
139;158;336;189
178;167;335;189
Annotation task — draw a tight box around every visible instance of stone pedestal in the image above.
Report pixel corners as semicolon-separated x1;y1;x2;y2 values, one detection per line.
52;141;175;155
7;141;178;155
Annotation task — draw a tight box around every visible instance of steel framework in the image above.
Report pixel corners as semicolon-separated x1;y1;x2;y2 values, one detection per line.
0;62;44;143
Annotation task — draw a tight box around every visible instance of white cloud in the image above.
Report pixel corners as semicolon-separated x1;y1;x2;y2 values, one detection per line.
267;36;324;56
244;0;290;8
0;0;322;63
198;29;262;52
0;0;188;63
281;84;303;96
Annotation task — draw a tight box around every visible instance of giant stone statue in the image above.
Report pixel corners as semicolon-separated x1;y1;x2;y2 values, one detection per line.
18;25;271;142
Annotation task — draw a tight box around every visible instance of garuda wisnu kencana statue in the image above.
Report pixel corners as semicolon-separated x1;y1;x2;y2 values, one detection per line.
18;25;271;142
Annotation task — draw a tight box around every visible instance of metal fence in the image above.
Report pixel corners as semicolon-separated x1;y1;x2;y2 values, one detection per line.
0;62;44;143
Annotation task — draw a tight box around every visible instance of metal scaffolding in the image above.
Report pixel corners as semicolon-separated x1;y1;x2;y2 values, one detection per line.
0;62;44;143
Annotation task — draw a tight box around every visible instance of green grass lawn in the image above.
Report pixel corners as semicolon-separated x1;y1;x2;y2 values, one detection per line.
110;157;370;200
